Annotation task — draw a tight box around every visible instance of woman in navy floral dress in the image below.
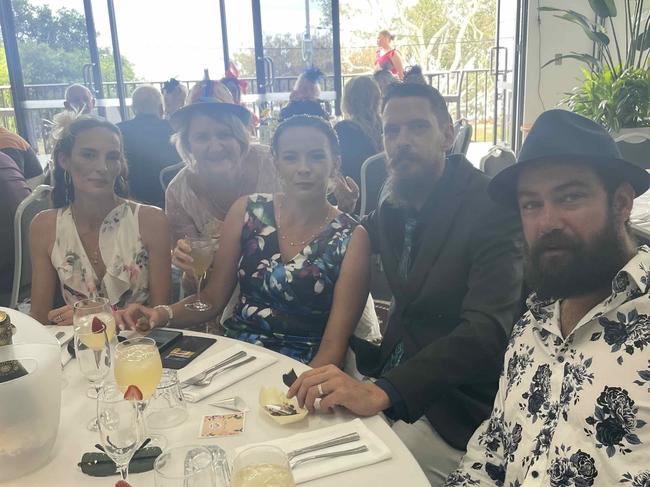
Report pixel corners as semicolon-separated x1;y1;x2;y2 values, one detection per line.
122;115;371;367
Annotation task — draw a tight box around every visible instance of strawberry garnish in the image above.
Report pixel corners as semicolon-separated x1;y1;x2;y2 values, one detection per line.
123;385;143;401
115;481;131;487
91;316;106;334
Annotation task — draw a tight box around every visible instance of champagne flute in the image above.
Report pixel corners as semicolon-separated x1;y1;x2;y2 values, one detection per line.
114;337;165;447
231;445;296;487
184;236;218;311
97;383;144;485
73;325;111;431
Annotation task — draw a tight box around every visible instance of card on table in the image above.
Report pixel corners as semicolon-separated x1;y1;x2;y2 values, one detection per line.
198;413;246;438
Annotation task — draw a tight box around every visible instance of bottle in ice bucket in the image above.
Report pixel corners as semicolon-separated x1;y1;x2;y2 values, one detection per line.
0;310;28;383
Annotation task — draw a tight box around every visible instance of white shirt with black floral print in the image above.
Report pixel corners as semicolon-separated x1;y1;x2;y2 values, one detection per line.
445;247;650;487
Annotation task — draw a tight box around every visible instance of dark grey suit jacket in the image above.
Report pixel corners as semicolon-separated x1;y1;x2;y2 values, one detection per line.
358;154;524;450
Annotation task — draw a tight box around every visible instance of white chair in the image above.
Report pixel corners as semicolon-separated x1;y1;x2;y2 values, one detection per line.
159;161;185;193
449;119;473;156
10;185;53;309
359;152;388;217
480;145;516;177
26;173;45;190
616;132;650;169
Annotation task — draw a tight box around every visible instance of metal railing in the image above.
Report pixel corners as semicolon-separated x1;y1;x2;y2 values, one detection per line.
0;68;511;152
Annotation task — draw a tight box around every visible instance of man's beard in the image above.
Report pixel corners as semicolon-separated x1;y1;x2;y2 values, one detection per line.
525;212;632;300
385;148;442;207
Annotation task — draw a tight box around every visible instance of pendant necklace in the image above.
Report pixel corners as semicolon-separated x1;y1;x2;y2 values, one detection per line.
276;197;332;248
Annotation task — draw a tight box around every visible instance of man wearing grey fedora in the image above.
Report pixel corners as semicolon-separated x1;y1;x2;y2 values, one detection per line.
446;109;650;486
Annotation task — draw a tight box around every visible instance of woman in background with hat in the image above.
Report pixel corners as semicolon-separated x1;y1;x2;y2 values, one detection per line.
166;76;359;298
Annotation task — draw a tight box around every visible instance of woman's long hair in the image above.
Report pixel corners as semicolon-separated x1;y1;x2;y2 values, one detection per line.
50;113;128;208
342;76;383;151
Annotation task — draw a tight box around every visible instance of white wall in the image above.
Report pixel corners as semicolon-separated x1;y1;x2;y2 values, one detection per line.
522;0;595;125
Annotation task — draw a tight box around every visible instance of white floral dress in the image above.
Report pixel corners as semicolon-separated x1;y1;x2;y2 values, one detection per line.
51;202;150;308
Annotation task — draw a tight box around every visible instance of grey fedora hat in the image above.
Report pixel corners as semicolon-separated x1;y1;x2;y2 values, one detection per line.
488;109;650;207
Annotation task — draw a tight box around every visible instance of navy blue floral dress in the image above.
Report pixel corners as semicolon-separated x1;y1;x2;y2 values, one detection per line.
222;194;358;363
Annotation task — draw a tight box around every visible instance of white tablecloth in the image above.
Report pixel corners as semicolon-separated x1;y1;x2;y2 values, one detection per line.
4;321;429;486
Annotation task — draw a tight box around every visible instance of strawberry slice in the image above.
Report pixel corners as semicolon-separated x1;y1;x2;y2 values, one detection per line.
91;316;106;334
115;481;131;487
123;385;143;401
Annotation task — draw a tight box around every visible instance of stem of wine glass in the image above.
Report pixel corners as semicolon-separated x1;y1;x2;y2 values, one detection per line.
196;274;203;304
117;464;129;481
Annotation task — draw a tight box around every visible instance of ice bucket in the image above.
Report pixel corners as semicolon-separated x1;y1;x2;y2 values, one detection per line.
0;309;61;481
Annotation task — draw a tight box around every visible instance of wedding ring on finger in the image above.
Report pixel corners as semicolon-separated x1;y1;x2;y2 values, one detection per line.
317;383;324;397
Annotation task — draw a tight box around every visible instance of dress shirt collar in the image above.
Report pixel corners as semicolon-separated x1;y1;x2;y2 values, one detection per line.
525;246;650;339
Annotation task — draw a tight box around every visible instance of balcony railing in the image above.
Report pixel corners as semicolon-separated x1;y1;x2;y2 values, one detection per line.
0;68;511;154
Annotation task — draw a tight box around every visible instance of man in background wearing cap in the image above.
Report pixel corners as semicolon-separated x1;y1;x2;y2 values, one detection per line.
446;109;650;486
289;82;524;485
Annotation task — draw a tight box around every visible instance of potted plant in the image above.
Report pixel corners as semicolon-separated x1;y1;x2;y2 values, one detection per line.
540;0;650;133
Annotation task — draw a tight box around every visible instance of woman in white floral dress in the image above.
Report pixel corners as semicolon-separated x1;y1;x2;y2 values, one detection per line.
30;114;171;326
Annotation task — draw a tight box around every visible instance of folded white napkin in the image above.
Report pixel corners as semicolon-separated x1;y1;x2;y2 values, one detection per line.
235;418;392;484
178;345;278;403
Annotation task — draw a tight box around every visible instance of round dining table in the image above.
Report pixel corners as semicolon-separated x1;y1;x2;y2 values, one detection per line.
6;322;430;487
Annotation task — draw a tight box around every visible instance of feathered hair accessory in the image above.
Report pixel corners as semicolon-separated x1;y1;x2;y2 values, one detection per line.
162;78;181;94
45;107;84;144
303;67;324;83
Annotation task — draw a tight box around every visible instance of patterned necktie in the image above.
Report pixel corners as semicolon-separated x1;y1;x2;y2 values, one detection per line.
382;215;416;375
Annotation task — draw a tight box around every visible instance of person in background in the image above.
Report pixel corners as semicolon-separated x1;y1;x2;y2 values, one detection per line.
29;114;171;326
0;126;43;179
446;110;650;487
221;64;260;130
117;85;181;208
64;84;95;114
375;30;404;80
403;65;428;85
0;152;31;302
119;115;372;368
279;67;329;122
161;78;187;120
166;76;358;297
334;76;383;190
373;66;399;97
288;83;523;486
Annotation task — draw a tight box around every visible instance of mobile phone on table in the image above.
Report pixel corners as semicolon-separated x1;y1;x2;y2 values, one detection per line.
146;328;183;351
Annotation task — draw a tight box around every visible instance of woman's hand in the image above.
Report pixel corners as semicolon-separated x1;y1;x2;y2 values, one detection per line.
47;305;73;326
114;303;167;332
171;238;194;275
333;175;360;213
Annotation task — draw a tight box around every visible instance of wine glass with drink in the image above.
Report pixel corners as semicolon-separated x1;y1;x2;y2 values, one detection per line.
97;383;144;485
184;236;218;311
73;297;117;346
114;336;165;447
231;445;296;487
73;299;113;431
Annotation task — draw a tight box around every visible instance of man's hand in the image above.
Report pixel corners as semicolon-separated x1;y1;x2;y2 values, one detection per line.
287;364;391;415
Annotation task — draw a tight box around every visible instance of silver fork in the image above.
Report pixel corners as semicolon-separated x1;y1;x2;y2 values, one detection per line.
290;445;369;469
192;356;257;387
182;350;247;387
286;432;361;461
